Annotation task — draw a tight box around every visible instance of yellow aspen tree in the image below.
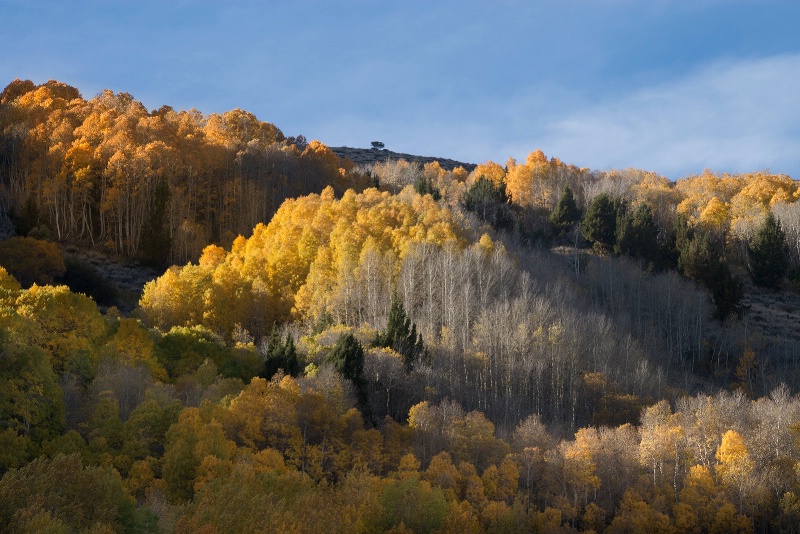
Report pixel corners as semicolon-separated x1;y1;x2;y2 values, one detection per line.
605;490;672;534
469;161;506;189
698;197;732;231
716;429;754;514
639;400;685;494
563;428;601;509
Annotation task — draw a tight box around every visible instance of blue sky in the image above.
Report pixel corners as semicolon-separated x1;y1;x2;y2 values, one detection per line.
2;0;800;179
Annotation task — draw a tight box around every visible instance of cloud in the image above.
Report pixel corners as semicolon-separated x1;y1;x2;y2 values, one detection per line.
538;54;800;178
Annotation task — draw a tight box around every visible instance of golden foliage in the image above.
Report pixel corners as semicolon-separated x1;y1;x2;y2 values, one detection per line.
141;186;471;336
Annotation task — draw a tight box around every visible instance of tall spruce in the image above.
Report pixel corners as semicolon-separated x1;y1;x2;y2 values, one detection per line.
615;203;661;266
414;175;441;201
550;185;581;235
748;212;789;289
581;193;624;253
463;175;513;231
680;232;744;320
326;332;367;404
375;291;426;371
260;327;299;379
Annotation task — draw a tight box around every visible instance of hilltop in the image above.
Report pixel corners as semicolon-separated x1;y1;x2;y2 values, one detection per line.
330;145;477;172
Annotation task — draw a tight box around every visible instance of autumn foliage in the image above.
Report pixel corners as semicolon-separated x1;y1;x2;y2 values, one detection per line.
140;186;468;338
0;79;371;265
6;78;800;532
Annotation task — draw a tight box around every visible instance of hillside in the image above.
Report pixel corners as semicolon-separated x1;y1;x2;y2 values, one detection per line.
6;78;800;532
331;145;477;172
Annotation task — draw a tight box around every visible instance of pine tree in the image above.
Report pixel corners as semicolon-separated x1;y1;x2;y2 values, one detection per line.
709;262;745;321
550;185;581;235
375;291;426;371
581;194;623;253
748;212;789;289
414;175;441;201
326;332;366;403
615;203;660;266
283;333;299;376
680;232;744;320
463;175;513;231
259;327;283;380
260;328;300;378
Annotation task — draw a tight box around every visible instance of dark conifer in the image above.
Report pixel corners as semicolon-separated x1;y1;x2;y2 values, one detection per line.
550;185;581;234
748;212;789;289
463;175;513;231
581;193;621;253
260;327;300;378
326;332;367;403
615;203;660;265
375;291;427;371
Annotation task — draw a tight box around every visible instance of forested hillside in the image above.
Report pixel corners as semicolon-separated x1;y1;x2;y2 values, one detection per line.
3;79;800;532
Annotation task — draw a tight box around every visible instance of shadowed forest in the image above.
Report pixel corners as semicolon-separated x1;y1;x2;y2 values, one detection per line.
3;79;800;532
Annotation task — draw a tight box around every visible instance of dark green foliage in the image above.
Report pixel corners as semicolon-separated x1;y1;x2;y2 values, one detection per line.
140;178;172;268
261;328;281;378
581;194;624;253
64;350;95;391
0;429;34;475
550;185;581;234
325;333;367;403
60;255;119;306
284;335;298;375
374;292;426;371
680;232;744;320
666;214;692;270
414;174;441;201
709;262;745;321
615;203;662;267
748;212;789;289
679;231;714;281
260;327;300;379
463;175;514;231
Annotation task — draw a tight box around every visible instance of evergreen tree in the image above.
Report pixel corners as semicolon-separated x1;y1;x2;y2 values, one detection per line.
680;232;744;320
375;292;426;371
10;194;41;236
414;175;441;201
581;193;623;253
463;175;513;231
282;333;299;376
326;332;367;403
550;185;581;235
748;212;789;289
679;232;715;282
260;327;299;379
709;262;745;321
615;203;660;266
